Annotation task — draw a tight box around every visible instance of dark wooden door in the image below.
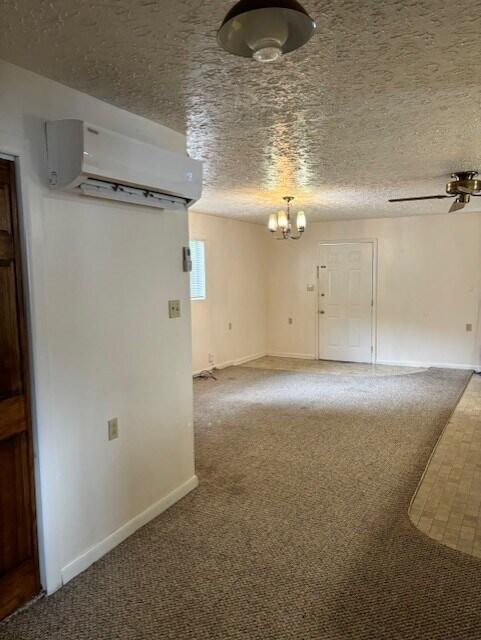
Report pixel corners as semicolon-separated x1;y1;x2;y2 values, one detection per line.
0;158;40;620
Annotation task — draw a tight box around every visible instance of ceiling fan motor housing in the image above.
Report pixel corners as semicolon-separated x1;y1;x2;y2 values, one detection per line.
446;171;481;196
388;169;481;210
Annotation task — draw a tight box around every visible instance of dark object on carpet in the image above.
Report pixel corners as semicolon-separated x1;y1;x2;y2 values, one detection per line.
194;369;217;381
1;367;477;640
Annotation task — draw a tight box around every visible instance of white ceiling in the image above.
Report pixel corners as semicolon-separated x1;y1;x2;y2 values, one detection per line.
2;0;481;223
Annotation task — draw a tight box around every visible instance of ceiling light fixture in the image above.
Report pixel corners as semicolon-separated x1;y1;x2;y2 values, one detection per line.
217;0;316;63
268;196;306;239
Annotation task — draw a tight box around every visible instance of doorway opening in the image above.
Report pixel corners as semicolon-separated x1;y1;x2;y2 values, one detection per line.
318;240;377;364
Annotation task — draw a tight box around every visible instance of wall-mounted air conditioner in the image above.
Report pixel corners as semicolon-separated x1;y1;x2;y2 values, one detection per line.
46;119;202;209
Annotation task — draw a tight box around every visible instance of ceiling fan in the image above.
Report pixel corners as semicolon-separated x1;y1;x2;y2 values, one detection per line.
389;171;481;212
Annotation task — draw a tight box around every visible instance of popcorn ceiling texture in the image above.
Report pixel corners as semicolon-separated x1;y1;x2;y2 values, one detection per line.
2;0;481;222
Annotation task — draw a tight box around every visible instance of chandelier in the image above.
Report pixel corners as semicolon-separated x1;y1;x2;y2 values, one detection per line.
268;196;306;239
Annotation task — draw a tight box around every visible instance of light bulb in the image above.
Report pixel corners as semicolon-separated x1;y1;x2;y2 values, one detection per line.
268;213;279;232
277;210;288;230
244;10;288;63
253;46;282;63
296;211;306;232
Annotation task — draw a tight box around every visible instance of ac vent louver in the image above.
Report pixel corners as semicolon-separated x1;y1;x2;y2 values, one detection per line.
79;179;187;210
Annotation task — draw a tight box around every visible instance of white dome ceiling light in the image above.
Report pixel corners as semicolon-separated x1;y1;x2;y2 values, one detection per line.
217;0;316;63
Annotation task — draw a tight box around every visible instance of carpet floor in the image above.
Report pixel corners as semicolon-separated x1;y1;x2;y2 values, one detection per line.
241;355;426;377
1;366;479;640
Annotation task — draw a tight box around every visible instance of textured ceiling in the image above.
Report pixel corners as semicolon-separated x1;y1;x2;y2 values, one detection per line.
2;0;481;222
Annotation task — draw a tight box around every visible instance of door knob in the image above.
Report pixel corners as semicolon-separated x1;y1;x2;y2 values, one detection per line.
319;310;325;314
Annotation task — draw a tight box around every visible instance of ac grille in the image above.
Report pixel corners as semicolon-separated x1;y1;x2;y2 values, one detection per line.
79;178;188;209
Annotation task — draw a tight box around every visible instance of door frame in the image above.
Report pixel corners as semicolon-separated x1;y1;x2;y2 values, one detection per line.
0;133;46;596
317;239;378;364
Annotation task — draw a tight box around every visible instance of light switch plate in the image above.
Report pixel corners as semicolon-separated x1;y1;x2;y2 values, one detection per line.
168;299;181;318
108;418;119;441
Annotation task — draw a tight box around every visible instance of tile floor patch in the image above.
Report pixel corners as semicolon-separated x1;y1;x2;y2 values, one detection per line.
409;374;481;559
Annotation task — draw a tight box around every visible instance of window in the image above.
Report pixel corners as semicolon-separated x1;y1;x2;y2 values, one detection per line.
190;239;206;300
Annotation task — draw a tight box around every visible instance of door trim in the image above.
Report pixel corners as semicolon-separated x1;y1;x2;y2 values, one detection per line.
0;156;41;617
0;132;48;594
317;239;378;363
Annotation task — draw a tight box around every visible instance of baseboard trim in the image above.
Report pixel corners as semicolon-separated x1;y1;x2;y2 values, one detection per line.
193;352;266;376
266;352;317;360
261;354;476;370
219;352;267;369
376;359;476;370
193;366;215;376
237;352;267;365
60;475;199;586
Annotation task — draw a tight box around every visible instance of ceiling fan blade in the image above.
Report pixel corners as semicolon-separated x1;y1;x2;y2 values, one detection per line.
388;195;450;202
449;198;465;213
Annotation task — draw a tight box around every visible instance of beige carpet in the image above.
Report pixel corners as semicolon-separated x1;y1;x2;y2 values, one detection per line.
1;366;478;640
242;355;426;376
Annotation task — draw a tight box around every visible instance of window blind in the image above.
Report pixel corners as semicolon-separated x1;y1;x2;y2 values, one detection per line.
190;239;206;300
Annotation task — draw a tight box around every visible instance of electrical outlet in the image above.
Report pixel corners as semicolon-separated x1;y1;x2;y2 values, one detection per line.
208;352;215;365
108;418;119;441
168;299;181;318
466;323;473;332
228;322;232;330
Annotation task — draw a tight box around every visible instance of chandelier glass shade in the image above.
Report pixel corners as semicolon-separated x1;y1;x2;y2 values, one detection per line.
217;0;316;63
268;196;306;239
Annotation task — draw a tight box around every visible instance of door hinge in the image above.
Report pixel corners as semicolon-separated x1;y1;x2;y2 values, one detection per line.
316;265;319;279
371;299;374;307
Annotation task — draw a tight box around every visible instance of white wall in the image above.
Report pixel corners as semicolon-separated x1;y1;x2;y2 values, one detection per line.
267;213;481;368
0;60;197;594
189;212;267;373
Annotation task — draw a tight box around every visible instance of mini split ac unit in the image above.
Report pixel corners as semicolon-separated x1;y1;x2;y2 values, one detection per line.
46;119;202;209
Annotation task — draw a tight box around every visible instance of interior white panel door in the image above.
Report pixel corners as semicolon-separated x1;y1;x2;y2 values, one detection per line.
318;242;374;363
